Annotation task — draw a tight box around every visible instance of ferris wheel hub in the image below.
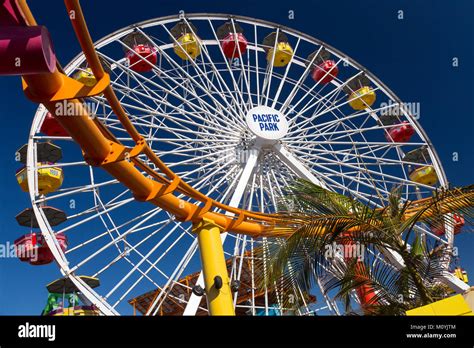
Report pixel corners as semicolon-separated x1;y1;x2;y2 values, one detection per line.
245;105;288;144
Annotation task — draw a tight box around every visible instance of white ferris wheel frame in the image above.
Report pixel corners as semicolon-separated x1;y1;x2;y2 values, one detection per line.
24;13;468;316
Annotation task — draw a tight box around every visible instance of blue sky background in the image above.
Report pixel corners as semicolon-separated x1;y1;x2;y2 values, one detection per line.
0;0;472;314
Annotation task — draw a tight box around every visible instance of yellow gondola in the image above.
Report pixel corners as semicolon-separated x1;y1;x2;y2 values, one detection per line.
409;166;438;186
267;42;293;67
16;163;64;195
174;33;201;60
263;32;294;67
348;86;376;110
73;67;96;87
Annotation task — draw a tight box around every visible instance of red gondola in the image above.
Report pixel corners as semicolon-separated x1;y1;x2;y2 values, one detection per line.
126;44;158;73
221;33;248;59
308;49;339;84
385;121;414;142
217;22;248;59
431;214;465;236
311;59;339;84
40;113;69;137
14;232;67;265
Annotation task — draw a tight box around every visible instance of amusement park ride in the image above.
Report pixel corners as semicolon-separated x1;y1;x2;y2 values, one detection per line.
1;0;472;316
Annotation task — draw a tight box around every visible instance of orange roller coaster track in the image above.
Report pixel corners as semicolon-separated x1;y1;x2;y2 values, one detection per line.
13;0;474;238
18;0;279;238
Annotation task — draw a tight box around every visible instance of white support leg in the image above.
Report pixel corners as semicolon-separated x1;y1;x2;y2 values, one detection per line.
183;148;259;315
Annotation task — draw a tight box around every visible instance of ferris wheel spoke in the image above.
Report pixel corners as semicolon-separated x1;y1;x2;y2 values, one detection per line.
303;78;358;118
105;74;245;137
250;24;262;107
101;52;244;130
154;143;235;158
107;64;165;115
290;143;423;168
286;70;365;130
66;187;132;226
109;119;236;148
206;18;254;112
37;161;88;169
33;135;74;142
332;132;392;196
178;164;241;202
55;197;135;235
288;139;426;147
260;27;281;106
312;84;348;117
109;72;215;136
111;224;194;309
69;163;237;261
314;123;400;142
94;204;130;257
96;90;201;137
279;152;390;205
286;102;394;139
305;86;382;128
98;102;240;141
67;207;174;275
111;42;234;121
33;179;120;204
181;84;241;133
289;147;435;191
66;208;166;255
192;164;241;201
139;27;247;123
104;221;183;301
165;147;233;170
269;37;301;109
279;48;337;112
288;70;355;118
119;137;240;145
229;18;254;109
120;106;240;142
179;19;249;115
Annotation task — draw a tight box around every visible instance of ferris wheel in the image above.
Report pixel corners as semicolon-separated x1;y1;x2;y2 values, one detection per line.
6;3;469;316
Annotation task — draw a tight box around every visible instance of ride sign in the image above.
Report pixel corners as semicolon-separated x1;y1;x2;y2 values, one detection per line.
245;106;289;140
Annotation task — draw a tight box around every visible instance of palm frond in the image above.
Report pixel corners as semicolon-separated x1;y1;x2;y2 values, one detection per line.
262;182;474;314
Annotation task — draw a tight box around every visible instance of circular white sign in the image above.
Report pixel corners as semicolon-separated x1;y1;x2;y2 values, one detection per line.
245;106;288;140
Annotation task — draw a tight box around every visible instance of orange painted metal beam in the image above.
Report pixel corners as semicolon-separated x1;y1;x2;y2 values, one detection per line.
16;0;473;240
12;0;276;238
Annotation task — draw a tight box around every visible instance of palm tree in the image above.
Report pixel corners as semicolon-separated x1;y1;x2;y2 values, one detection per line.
257;180;473;315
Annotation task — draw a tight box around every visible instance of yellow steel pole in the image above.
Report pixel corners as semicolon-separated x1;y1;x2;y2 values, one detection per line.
193;218;235;315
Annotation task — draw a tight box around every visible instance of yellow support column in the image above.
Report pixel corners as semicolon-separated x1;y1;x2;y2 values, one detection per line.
193;218;235;316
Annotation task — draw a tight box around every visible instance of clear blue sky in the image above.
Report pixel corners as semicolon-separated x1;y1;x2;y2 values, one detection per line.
0;0;472;314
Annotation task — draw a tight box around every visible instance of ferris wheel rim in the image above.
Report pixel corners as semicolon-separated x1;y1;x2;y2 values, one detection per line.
51;11;448;188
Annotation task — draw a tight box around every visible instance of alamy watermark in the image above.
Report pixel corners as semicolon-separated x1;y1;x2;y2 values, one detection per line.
324;241;365;261
380;100;421;120
18;322;55;342
54;100;97;118
0;241;38;262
